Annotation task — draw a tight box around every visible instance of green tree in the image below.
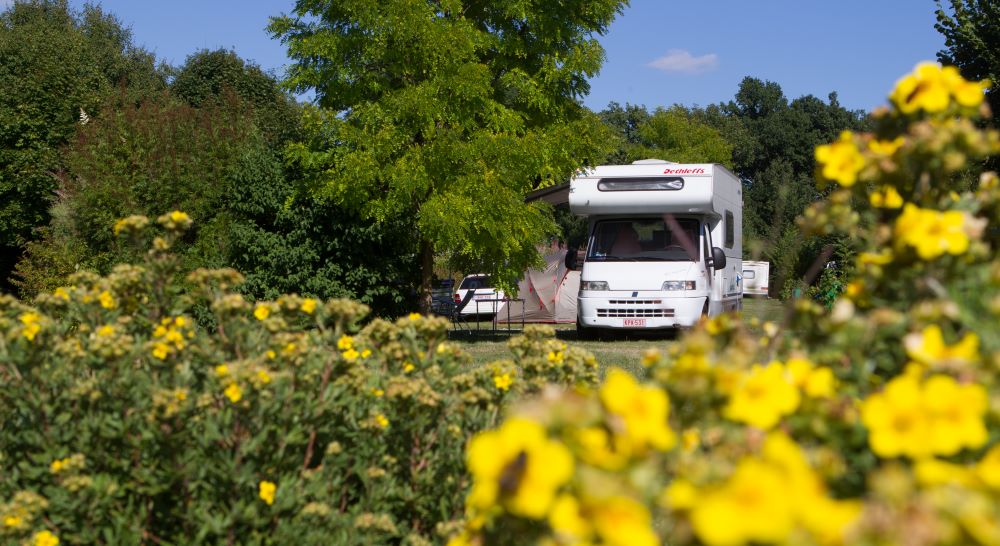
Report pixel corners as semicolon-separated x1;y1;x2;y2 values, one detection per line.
269;0;624;311
597;101;651;163
170;49;302;147
936;0;1000;122
0;0;164;290
629;106;733;167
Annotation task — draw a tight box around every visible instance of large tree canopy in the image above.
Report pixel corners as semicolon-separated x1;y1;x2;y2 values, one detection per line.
0;0;164;290
936;0;1000;118
269;0;625;307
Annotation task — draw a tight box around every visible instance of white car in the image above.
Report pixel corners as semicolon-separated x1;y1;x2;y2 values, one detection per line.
454;275;506;316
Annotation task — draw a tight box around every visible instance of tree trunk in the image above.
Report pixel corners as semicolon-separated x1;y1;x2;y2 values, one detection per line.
418;238;434;315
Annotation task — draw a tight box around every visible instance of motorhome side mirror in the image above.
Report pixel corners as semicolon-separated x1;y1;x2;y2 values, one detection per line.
710;247;727;269
565;246;579;270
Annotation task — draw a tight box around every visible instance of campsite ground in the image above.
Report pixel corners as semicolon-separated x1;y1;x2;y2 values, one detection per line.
454;296;784;374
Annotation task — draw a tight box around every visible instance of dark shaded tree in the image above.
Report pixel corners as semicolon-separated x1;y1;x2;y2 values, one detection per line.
0;0;165;290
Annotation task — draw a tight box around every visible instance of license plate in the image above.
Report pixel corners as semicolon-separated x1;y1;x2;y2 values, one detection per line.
623;318;646;327
474;294;492;300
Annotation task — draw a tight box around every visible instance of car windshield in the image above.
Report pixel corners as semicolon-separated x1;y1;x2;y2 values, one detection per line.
459;276;492;290
587;216;700;262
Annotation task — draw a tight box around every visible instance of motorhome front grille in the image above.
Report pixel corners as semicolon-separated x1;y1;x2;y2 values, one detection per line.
607;299;662;305
597;308;674;318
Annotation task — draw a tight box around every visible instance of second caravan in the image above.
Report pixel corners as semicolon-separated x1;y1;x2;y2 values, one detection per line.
565;160;742;337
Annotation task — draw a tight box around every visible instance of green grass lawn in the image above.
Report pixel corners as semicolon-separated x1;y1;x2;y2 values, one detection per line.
452;296;785;374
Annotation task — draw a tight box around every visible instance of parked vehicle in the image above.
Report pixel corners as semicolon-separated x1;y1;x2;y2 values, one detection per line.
454;274;506;317
741;260;770;297
565;159;742;337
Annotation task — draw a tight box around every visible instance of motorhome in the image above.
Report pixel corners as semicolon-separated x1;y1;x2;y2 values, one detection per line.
742;260;770;297
566;160;742;337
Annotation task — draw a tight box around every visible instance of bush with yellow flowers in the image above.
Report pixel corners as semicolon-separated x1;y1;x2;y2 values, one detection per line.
0;213;598;545
449;62;1000;546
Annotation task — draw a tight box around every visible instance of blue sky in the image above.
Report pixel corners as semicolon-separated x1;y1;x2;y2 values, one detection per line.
64;0;946;114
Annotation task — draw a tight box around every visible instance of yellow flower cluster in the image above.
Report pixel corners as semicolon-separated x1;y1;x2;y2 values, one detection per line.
815;131;864;187
18;312;42;342
861;371;987;458
722;361;800;430
682;433;860;546
466;417;574;519
890;62;988;115
150;315;194;360
894;203;970;260
904;324;979;370
599;368;675;454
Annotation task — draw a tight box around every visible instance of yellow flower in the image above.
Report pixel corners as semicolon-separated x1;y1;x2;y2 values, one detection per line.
681;428;700;452
977;444;1000;489
861;374;930;458
869;185;903;209
50;458;67;474
32;530;60;546
941;64;988;108
546;351;564;365
914;458;973;487
723;362;800;430
661;479;698;511
19;312;42;341
890;62;951;114
408;312;421;320
493;373;513;392
894;204;969;260
466;417;574;519
403;362;415;373
215;364;229;377
922;375;988;455
590;495;659;546
868;136;905;156
96;325;115;338
173;389;188;402
256;370;272;385
3;514;23;528
53;287;70;301
862;372;986;458
371;388;384;397
815;131;864;187
258;480;276;505
337;335;354;351
342;348;360;362
224;383;243;404
375;414;389;428
300;298;317;314
548;494;591;542
253;304;271;321
169;210;190;224
151;342;170;360
904;324;979;368
360;348;372;359
600;368;676;453
690;459;795;546
98;290;116;310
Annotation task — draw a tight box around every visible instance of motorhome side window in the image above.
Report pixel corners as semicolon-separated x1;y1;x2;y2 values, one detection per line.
725;210;735;249
588;217;700;262
596;177;684;191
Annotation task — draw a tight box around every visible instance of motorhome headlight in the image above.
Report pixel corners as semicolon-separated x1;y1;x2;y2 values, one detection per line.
581;280;610;291
662;280;696;291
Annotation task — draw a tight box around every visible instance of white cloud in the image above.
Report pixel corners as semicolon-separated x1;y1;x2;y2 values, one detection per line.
647;49;719;74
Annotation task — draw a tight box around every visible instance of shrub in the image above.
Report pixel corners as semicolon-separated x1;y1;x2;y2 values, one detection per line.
449;63;1000;546
0;214;597;545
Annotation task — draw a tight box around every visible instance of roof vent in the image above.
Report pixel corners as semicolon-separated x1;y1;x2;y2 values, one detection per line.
630;158;676;165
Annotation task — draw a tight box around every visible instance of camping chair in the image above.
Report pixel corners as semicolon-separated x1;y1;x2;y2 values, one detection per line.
450;290;477;332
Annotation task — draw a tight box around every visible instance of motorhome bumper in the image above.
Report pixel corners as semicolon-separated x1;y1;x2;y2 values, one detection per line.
578;295;707;329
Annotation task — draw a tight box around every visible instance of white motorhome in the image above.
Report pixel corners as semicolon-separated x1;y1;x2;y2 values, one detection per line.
742;260;770;297
566;160;742;337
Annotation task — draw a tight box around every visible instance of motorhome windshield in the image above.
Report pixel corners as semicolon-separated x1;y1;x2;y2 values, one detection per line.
588;217;700;262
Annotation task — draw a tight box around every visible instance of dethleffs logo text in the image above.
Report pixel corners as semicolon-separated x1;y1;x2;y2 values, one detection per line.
663;167;706;174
